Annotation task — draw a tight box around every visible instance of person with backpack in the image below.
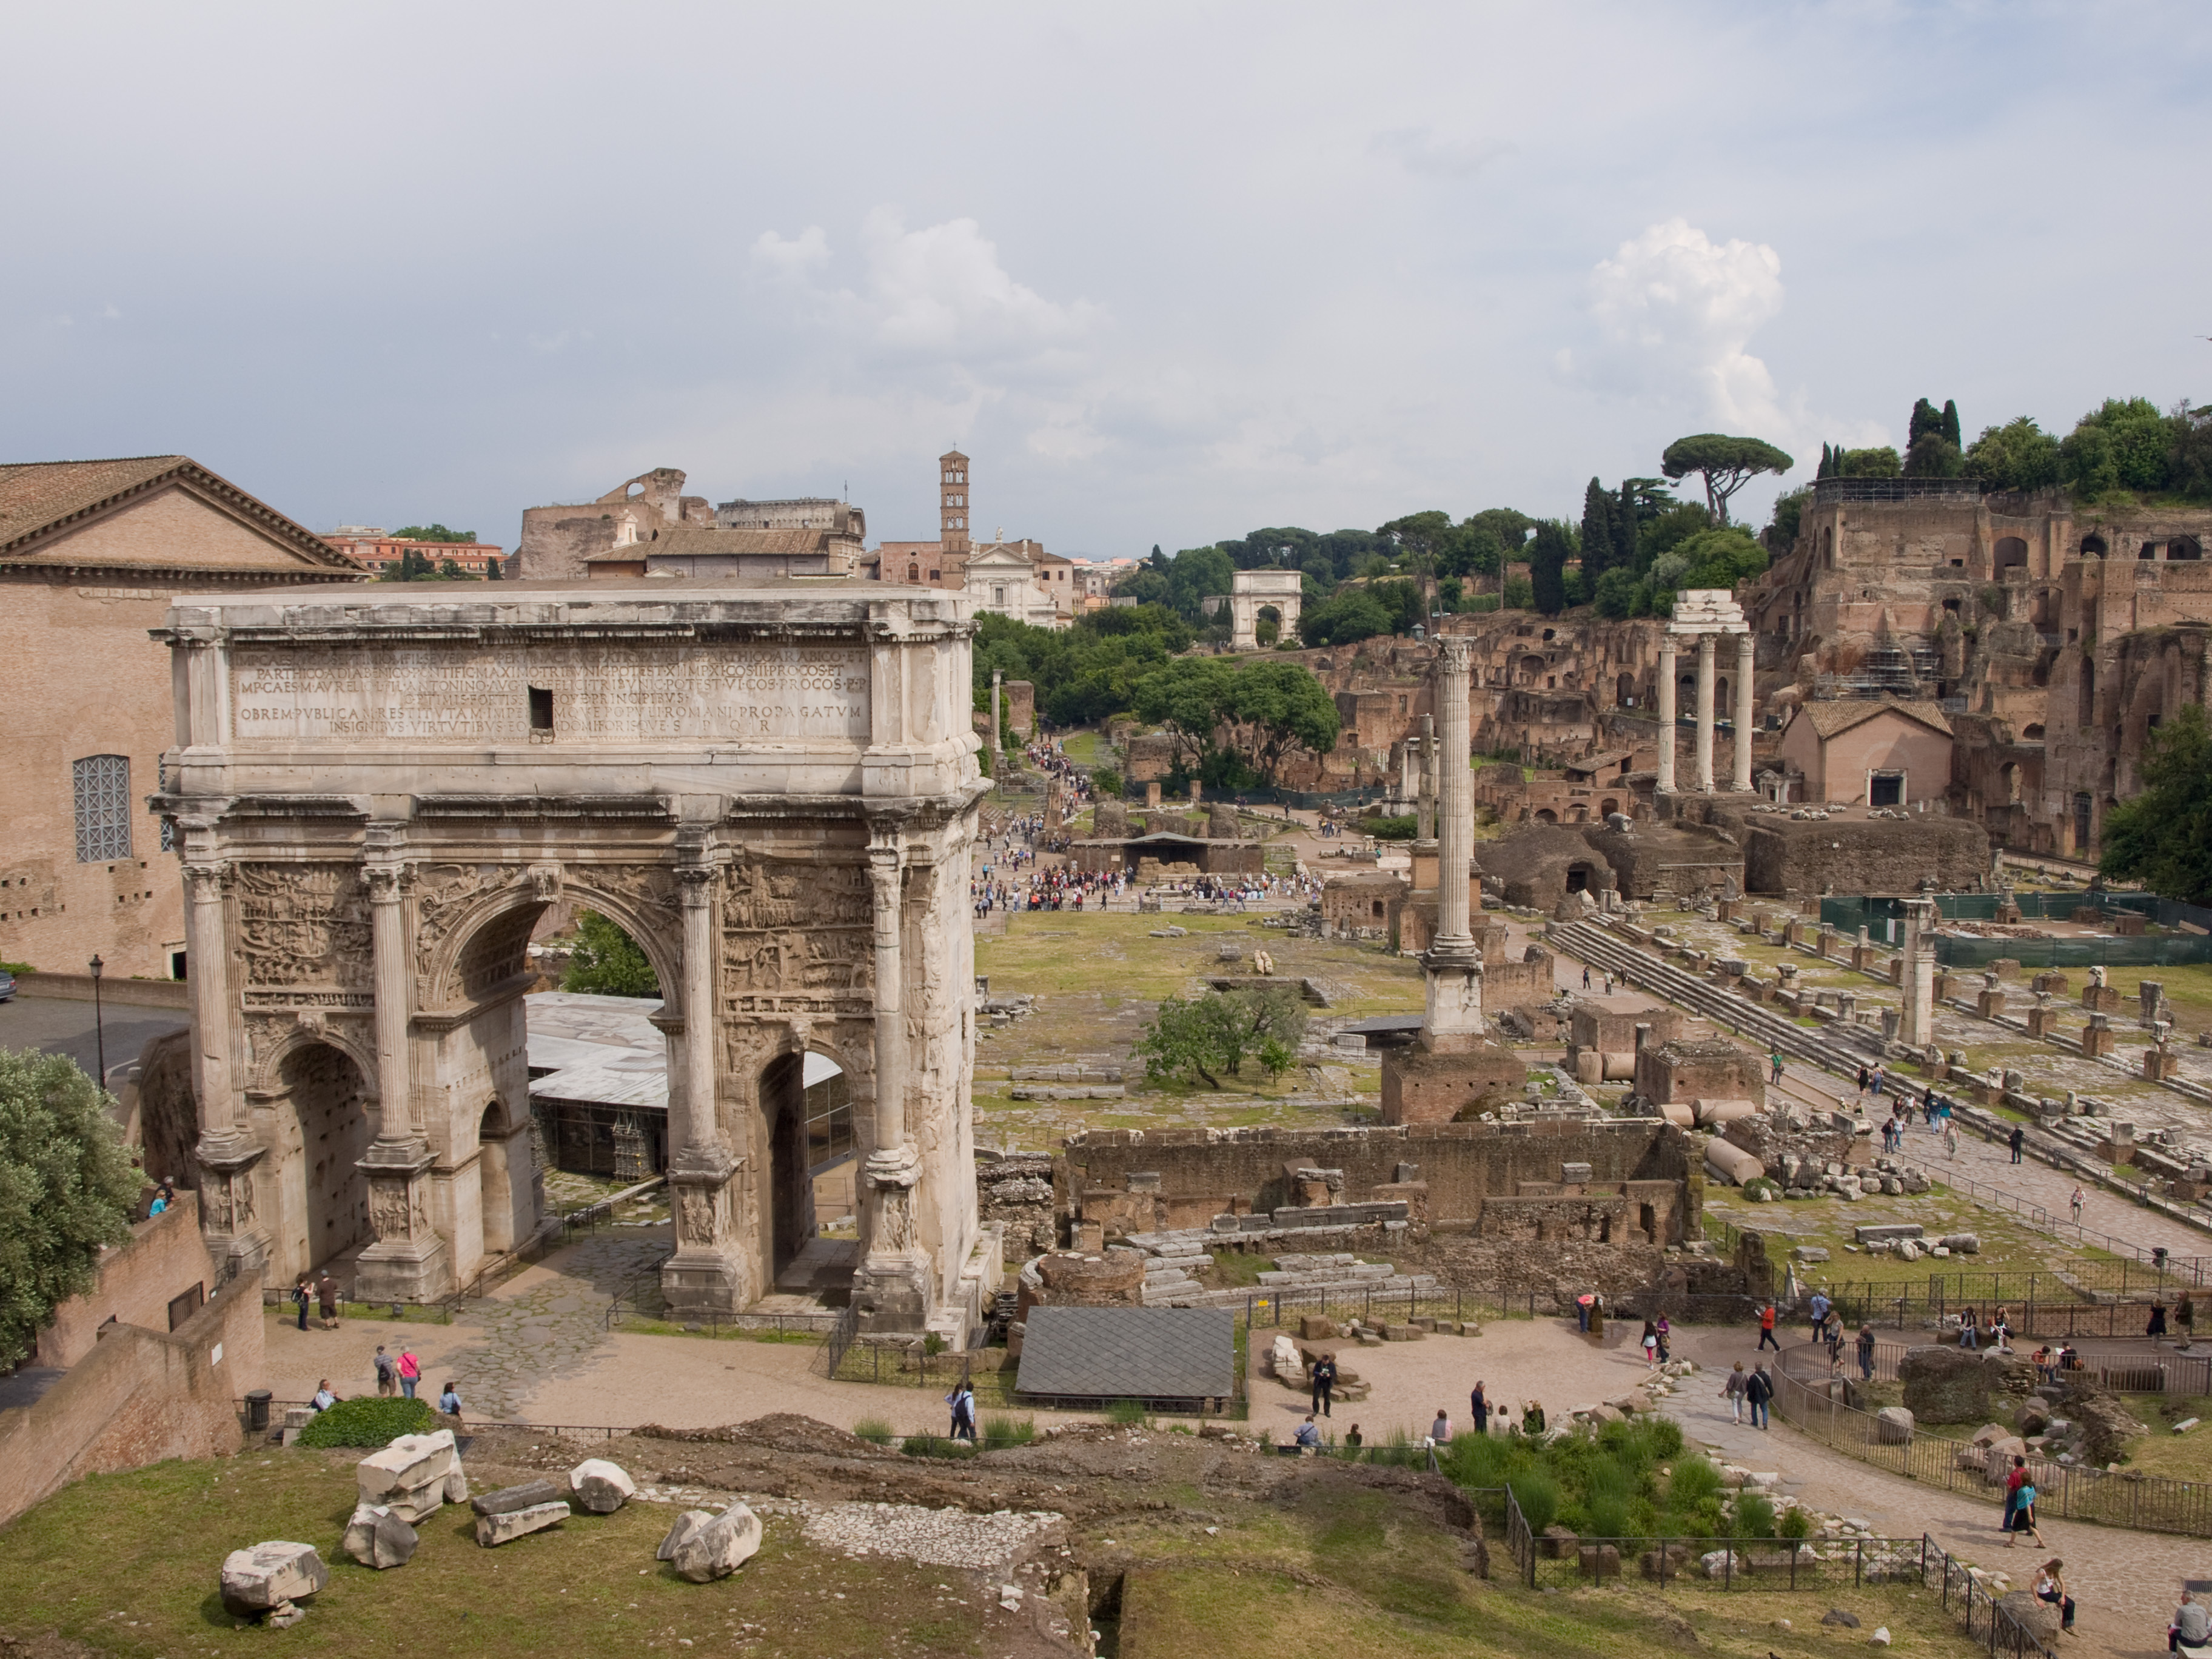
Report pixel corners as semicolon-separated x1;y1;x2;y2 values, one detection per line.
1309;1351;1338;1418
1744;1364;1774;1430
372;1345;397;1396
945;1380;977;1442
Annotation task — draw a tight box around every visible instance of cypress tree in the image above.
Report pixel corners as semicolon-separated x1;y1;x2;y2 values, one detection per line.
1529;522;1569;616
1909;398;1942;449
1816;443;1833;480
1613;480;1640;574
1941;399;1962;447
1578;478;1614;585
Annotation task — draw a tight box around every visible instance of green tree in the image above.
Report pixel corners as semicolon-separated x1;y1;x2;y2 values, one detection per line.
1528;520;1572;615
391;524;477;543
0;1048;142;1367
1904;396;1964;478
1296;588;1393;647
1221;660;1341;783
2170;403;2212;498
436;558;482;580
2063;397;2174;495
1133;655;1235;771
1766;486;1811;553
1134;988;1308;1088
1837;446;1901;478
1378;509;1454;614
1501;571;1534;609
1660;434;1795;524
560;910;661;997
1578;478;1618;586
1963;417;2065;493
2099;703;2212;903
1592;566;1645;618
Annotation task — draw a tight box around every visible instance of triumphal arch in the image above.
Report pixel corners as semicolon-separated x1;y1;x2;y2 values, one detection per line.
153;580;992;1338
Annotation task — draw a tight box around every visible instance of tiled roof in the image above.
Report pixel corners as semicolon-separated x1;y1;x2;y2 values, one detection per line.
1015;1307;1236;1401
1792;699;1953;739
0;455;356;569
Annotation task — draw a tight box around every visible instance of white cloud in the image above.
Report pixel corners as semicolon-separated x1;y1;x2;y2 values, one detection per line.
855;209;1102;361
749;225;830;281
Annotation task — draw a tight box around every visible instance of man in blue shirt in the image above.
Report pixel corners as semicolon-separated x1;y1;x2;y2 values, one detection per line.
1809;1290;1832;1338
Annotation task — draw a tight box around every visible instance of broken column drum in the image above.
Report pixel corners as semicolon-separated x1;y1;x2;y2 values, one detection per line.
152;582;991;1338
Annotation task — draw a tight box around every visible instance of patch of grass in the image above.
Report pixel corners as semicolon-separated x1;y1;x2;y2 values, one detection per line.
1106;1398;1150;1425
1207;1249;1271;1287
980;1414;1036;1449
0;1452;989;1657
852;1416;896;1446
293;1396;436;1448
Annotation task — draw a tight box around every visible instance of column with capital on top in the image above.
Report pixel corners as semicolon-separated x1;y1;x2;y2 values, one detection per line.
662;856;749;1317
184;857;269;1278
1732;631;1756;791
853;831;932;1331
1694;634;1717;794
352;839;452;1303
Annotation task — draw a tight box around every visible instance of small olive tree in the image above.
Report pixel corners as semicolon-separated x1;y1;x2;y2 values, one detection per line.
0;1048;142;1367
1134;988;1308;1088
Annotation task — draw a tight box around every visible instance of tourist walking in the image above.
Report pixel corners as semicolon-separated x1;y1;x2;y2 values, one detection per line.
2070;1187;2085;1225
1744;1364;1773;1430
1721;1362;1748;1424
1857;1324;1877;1381
1756;1302;1780;1351
2149;1301;2170;1339
1654;1314;1671;1364
316;1271;340;1330
1470;1380;1487;1432
397;1347;421;1400
945;1380;977;1442
1640;1319;1661;1369
1771;1050;1785;1085
2034;1560;2076;1634
1809;1289;1832;1338
1310;1351;1338;1417
2009;1124;2026;1164
372;1345;397;1396
1945;1119;1960;1160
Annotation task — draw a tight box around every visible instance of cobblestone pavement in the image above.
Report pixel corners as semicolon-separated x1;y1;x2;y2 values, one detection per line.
434;1228;674;1419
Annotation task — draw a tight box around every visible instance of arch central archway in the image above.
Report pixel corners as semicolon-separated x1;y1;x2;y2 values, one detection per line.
269;1041;372;1284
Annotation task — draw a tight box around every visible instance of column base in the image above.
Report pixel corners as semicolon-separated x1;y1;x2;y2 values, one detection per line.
853;1252;934;1333
354;1138;452;1303
1421;940;1486;1051
193;1132;273;1287
662;1146;750;1318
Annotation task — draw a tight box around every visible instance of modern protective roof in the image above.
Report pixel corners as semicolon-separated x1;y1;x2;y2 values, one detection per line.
1015;1307;1237;1401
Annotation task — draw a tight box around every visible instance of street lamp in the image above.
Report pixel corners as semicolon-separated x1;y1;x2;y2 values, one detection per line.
88;954;106;1090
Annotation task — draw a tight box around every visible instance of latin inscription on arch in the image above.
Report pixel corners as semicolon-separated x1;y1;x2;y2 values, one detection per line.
228;643;870;743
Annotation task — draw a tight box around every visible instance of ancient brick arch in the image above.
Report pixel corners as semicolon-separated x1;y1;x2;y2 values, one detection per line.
155;583;991;1338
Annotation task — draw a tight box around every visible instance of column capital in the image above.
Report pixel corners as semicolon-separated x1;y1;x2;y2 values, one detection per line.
362;863;407;905
181;860;229;902
676;864;717;905
1697;632;1716;660
1435;638;1472;674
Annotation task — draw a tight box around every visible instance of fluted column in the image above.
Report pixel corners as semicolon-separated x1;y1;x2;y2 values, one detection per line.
355;836;450;1301
1732;631;1756;791
365;862;415;1146
659;854;746;1318
1656;638;1678;794
677;868;718;1155
1694;633;1717;794
856;828;930;1330
184;857;267;1275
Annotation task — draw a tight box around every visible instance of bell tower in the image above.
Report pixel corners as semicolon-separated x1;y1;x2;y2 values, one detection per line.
939;450;970;557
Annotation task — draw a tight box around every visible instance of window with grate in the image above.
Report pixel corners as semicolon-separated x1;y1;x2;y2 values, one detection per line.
73;754;132;862
156;755;175;852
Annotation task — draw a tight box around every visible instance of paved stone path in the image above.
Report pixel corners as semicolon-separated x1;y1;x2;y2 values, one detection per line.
435;1229;672;1419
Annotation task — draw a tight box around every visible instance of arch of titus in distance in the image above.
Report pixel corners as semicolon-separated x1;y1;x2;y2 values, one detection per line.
152;580;995;1341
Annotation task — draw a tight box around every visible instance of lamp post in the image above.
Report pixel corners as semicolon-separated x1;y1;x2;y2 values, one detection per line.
88;954;106;1091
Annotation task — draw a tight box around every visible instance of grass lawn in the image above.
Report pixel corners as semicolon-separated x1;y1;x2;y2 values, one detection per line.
2114;1395;2212;1480
0;1453;991;1658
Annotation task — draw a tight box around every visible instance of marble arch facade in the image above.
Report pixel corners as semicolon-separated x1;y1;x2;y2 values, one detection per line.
153;582;993;1339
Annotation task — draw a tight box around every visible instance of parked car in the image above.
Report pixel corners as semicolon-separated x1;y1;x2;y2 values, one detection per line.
0;968;15;1002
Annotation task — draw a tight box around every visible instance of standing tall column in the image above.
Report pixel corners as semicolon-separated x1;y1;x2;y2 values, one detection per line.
661;857;745;1317
1694;633;1717;794
856;830;930;1330
1656;638;1678;795
183;857;266;1276
990;671;1002;780
1900;896;1937;1051
1433;642;1473;949
1421;642;1486;1051
355;840;450;1302
1732;631;1756;791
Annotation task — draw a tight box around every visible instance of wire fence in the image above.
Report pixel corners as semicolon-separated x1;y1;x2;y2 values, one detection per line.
1771;1341;2212;1538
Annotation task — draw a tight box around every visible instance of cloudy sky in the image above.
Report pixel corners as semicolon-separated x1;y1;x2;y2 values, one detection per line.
5;2;2207;557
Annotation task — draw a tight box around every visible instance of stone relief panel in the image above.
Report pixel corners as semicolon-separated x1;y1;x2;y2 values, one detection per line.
411;863;509;984
234;864;372;990
721;859;873;1016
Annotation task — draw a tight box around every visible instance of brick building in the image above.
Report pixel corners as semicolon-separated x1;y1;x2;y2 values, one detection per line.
321;528;508;577
0;455;363;979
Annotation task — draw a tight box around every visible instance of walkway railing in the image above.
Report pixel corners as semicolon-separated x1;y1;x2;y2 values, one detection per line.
1771;1341;2212;1538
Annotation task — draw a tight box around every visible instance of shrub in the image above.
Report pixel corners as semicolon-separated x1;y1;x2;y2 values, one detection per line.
1105;1398;1148;1426
1509;1469;1560;1535
899;1433;976;1460
1778;1504;1811;1540
1090;766;1123;798
853;1416;895;1446
1586;1493;1632;1539
294;1396;435;1449
1666;1455;1723;1509
1733;1492;1777;1538
1361;814;1418;840
981;1414;1036;1449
